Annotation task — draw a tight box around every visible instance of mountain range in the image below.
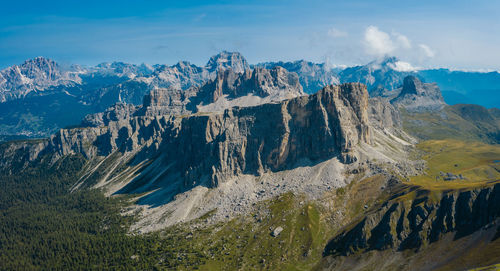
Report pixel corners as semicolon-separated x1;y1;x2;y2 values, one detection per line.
0;50;499;270
1;52;499;141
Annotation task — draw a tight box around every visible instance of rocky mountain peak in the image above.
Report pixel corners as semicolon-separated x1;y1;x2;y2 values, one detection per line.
339;56;414;93
401;75;424;95
172;61;204;75
391;75;445;111
198;66;304;105
18;57;62;81
251;66;304;96
22;56;59;69
0;56;82;102
205;51;250;74
380;56;399;66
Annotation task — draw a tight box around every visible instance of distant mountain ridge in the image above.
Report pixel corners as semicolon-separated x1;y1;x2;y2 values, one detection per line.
339;57;415;93
0;52;254;138
81;65;304;126
336;56;500;108
0;57;82;102
0;52;499;140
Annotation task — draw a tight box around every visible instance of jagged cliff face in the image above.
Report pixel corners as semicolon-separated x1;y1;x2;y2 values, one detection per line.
148;61;209;90
143;51;250;92
0;52;250;107
2;83;370;190
157;83;368;189
0;52;437;140
323;183;500;257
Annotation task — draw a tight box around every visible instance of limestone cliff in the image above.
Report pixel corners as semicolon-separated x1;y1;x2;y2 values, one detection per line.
0;83;372;192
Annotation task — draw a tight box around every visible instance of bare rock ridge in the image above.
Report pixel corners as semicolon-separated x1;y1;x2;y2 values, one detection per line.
0;52;454;141
1;83;373;193
93;61;154;79
324;184;500;257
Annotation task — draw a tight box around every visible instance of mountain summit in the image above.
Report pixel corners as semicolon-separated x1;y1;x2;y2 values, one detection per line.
205;51;250;74
0;57;80;101
391;75;445;111
339;56;416;92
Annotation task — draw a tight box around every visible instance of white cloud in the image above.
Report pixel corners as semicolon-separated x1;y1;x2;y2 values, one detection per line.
387;60;420;72
364;26;436;61
327;27;348;38
418;44;435;58
393;32;411;49
364;26;395;56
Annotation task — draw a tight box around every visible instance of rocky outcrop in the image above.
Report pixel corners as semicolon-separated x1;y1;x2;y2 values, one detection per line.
390;76;445;111
81;103;138;127
368;98;402;130
256;60;340;94
148;61;209;90
193;66;304;106
324;183;500;256
139;87;195;116
248;66;303;97
143;51;250;93
0;52;249;105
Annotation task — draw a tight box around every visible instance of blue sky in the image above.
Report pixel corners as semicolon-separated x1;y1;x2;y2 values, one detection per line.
1;0;499;70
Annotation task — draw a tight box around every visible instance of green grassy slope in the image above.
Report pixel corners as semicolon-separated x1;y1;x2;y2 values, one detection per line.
403;104;500;144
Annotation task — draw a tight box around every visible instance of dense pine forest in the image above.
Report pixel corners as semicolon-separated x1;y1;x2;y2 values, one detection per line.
0;154;206;270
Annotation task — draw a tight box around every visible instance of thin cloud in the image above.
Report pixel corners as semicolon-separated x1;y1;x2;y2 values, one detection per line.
388;60;419;72
393;32;411;49
327;27;348;38
193;13;207;22
419;44;435;58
